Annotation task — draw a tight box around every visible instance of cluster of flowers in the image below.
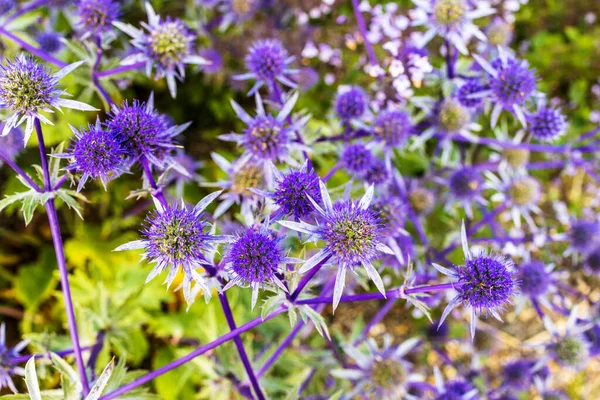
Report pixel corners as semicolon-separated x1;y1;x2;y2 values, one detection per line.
0;0;598;399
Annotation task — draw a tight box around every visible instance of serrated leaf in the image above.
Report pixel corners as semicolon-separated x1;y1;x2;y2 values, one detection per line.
301;306;330;339
288;306;298;328
49;143;65;185
21;192;40;225
85;358;114;400
406;296;432;323
0;191;32;213
261;294;282;320
56;190;84;219
50;352;80;389
24;358;41;400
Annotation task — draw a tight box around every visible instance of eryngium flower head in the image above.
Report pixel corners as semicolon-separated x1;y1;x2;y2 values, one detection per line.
435;379;478;400
0;0;13;15
363;158;390;187
585;249;600;275
550;334;589;368
373;110;412;147
437;98;471;133
487;18;513;47
583;323;600;357
529;107;567;141
370;196;407;236
115;192;227;304
408;187;435;214
433;0;467;27
273;167;321;219
235;39;296;95
243;115;289;160
342;143;372;174
106;94;187;169
502;359;535;390
231;162;264;194
457;79;487;108
335;86;367;121
449;167;482;200
114;3;207;97
37;32;63;54
224;225;290;308
569;220;600;254
508;176;540;206
0;55;96;144
517;261;550;298
77;0;121;34
0;323;28;393
58;120;127;191
503;148;530;169
490;57;536;108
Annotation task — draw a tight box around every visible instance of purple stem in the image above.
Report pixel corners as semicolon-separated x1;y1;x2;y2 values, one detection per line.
36;119;90;395
0;27;67;68
140;157;168;208
577;125;600;143
52;174;69;191
445;133;598;154
351;0;378;67
218;293;265;400
322;163;341;182
11;345;95;364
404;282;456;295
0;150;42;192
94;62;145;78
99;306;286;400
445;39;455;79
92;38;114;108
3;0;50;25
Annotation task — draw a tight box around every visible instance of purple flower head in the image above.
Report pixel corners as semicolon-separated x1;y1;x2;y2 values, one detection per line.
0;124;23;166
234;39;296;95
457;79;487;108
487;17;513;47
341;143;372;175
199;48;223;74
0;0;13;15
0;55;95;144
106;94;186;169
36;32;63;54
529;107;567;141
362;158;390;187
273;167;321;219
583;323;600;357
502;148;530;169
585;249;600;275
243;115;290;160
508;176;540;207
218;0;260;31
435;379;478;400
0;323;28;393
231;162;264;194
517;261;551;298
114;3;208;97
550;333;589;368
437;98;471;133
77;0;121;34
335;86;367;121
427;320;450;343
298;67;319;90
502;359;534;391
370;195;407;237
57;120;127;192
568;220;600;254
408;187;435;215
373;110;412;148
449;167;482;200
224;225;292;308
115;191;229;304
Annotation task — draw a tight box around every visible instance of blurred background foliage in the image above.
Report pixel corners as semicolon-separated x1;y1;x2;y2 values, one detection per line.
0;0;599;398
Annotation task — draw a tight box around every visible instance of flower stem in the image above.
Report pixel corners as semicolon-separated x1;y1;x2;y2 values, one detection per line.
0;149;42;192
445;39;455;79
35;119;90;395
140;157;168;208
0;27;67;68
351;0;378;68
94;62;145;78
11;344;95;364
218;292;265;400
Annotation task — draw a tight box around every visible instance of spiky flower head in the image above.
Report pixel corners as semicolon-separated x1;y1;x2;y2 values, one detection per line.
449;167;482;200
224;225;292;308
433;0;467;27
363;158;390;187
0;0;13;15
529;107;567;141
37;32;63;54
502;359;535;390
115;192;227;304
373;110;412;147
335;86;367;121
243;115;290;160
457;79;487;108
568;220;600;254
77;0;121;34
370;196;407;237
487;18;513;47
517;261;551;298
106;94;186;169
0;323;28;393
490;58;536;108
370;357;406;394
114;3;207;97
0;55;96;144
583;323;600;357
273;167;321;219
508;176;540;206
503;148;530;169
342;143;372;175
585;249;600;275
435;379;478;400
438;98;471;133
551;334;589;368
57;120;127;191
408;187;435;214
231;162;264;194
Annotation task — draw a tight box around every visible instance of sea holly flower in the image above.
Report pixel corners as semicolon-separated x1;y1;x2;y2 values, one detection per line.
55;119;128;191
362;158;391;188
408;186;436;215
433;222;516;339
0;55;96;145
457;78;488;109
529;107;568;142
76;0;121;37
567;220;600;255
114;191;231;304
370;109;413;168
485;17;513;48
432;366;479;400
279;182;394;311
513;260;560;315
220;92;307;184
584;248;600;276
113;2;208;97
217;0;260;31
501;359;546;392
443;166;486;218
233;38;297;95
335;85;368;122
223;224;301;308
106;93;190;169
0;323;28;393
411;0;495;55
36;32;63;54
332;335;422;400
341;143;373;176
472;51;537;127
542;306;591;369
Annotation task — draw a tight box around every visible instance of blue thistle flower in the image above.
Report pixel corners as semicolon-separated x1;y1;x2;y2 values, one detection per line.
457;79;487;108
529;107;567;141
434;222;516;339
583;323;600;357
106;93;189;169
584;249;600;276
372;110;412;148
568;220;600;254
434;378;479;400
271;164;321;219
77;0;121;35
449;167;482;201
437;98;472;133
550;334;589;368
487;17;513;47
408;186;435;215
341;143;372;175
0;55;96;144
114;2;208;97
501;359;536;391
217;0;260;31
362;158;390;187
279;183;394;310
370;195;407;237
0;323;28;393
36;32;63;54
224;225;298;308
0;124;23;167
55;119;127;191
517;261;551;298
115;191;231;304
233;39;297;95
0;0;14;16
335;86;367;121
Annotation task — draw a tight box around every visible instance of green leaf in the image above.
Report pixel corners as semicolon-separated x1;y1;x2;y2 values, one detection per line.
56;190;86;219
300;306;330;339
288;305;298;328
24;358;42;400
261;293;283;321
14;249;57;309
0;191;32;213
85;358;114;400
